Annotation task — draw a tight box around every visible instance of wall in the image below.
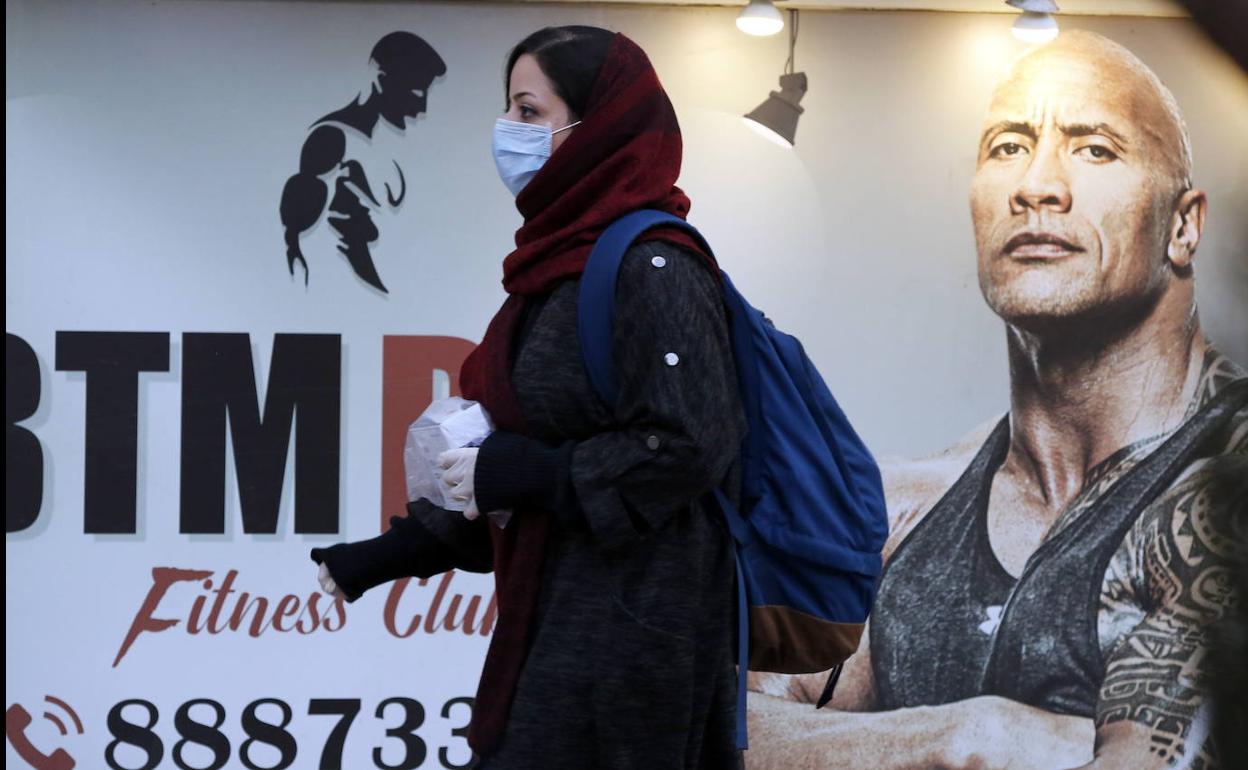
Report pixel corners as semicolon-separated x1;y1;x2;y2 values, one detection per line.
6;1;1246;768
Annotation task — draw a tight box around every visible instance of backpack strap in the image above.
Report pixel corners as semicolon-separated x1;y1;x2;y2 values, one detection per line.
577;209;715;407
713;488;753;750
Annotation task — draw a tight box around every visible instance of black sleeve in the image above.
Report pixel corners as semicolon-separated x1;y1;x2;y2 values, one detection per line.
571;241;745;551
473;431;582;527
309;498;493;602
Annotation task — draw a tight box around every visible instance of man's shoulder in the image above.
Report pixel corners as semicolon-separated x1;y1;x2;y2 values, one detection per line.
1167;364;1247;499
879;416;1003;561
1161;390;1246;507
1122;393;1246;594
1188;346;1248;415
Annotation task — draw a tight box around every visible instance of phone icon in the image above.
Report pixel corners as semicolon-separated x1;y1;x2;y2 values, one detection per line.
6;703;76;770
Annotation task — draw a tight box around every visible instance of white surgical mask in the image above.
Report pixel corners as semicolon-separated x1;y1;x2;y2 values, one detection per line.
492;117;581;197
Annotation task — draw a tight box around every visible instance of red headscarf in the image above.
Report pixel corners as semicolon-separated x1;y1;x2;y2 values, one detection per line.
459;32;713;754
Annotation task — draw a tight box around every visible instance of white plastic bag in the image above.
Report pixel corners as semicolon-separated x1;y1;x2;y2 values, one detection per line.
403;397;512;528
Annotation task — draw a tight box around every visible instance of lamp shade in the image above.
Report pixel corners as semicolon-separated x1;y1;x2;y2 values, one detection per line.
743;72;808;147
1006;0;1059;11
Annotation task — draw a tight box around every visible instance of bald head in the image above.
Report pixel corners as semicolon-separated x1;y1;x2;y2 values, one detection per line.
969;30;1208;333
993;30;1192;189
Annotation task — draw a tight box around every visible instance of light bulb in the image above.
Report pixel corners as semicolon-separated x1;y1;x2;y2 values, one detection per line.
1012;12;1059;44
737;1;785;37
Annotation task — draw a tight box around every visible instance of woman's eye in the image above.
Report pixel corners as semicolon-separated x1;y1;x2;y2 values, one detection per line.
519;106;535;118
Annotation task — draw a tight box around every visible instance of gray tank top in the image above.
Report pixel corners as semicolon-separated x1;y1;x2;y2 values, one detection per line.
871;380;1247;715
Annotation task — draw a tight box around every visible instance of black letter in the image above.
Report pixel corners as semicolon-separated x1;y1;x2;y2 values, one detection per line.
7;333;43;532
309;698;361;770
172;698;229;770
180;334;340;534
106;699;164;770
56;332;170;534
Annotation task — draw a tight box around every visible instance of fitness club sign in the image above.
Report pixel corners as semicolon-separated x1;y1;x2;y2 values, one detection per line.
6;332;491;769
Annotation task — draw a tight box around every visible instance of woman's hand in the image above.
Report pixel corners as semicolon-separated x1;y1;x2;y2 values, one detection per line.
438;448;481;520
317;562;346;601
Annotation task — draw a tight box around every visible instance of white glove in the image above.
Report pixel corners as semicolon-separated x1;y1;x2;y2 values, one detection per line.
317;562;346;601
438;447;481;521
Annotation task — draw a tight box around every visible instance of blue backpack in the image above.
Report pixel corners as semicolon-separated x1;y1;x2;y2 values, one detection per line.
578;210;889;749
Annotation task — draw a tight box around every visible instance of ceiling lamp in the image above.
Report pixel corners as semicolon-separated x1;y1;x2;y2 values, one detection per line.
737;0;785;37
1008;0;1060;44
743;10;806;147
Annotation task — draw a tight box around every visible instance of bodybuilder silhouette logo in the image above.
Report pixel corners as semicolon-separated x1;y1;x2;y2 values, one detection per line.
280;32;445;294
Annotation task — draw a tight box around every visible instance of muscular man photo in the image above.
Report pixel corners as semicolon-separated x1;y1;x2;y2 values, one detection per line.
748;31;1247;770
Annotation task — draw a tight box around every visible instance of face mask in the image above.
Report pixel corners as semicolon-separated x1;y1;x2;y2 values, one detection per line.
492;117;581;197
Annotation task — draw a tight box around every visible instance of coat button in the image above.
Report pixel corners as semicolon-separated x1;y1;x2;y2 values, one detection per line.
664;352;680;366
651;255;667;268
646;435;661;450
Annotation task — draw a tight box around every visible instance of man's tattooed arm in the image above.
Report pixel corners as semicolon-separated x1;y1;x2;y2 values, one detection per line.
1093;417;1247;770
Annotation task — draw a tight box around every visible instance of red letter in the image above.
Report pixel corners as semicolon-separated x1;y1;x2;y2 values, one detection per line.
114;567;212;667
207;569;238;633
323;596;347;632
295;592;322;634
228;593;272;637
424;572;455;635
480;592;497;637
272;595;301;632
384;577;428;639
380;337;476;532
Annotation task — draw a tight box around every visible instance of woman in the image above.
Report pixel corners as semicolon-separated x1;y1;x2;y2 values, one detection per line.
312;26;745;769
